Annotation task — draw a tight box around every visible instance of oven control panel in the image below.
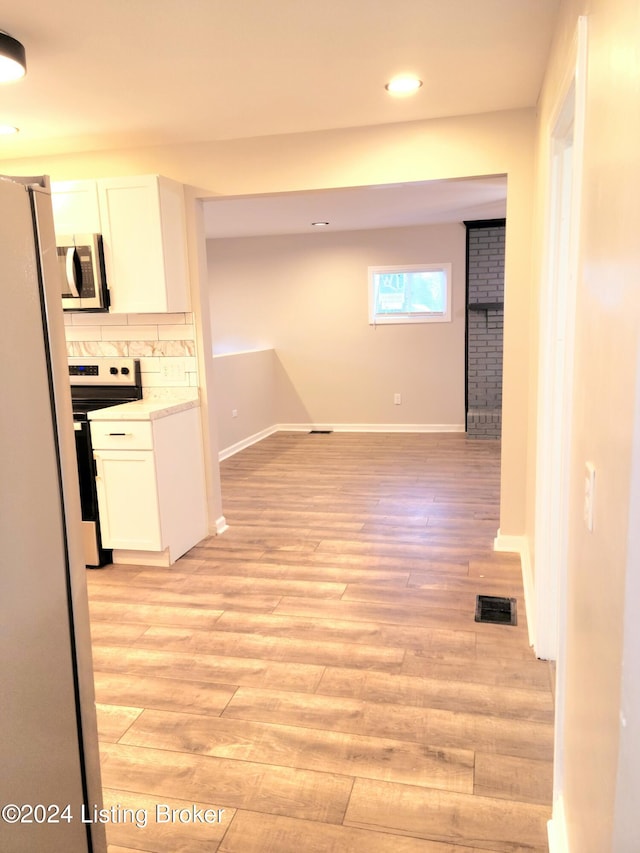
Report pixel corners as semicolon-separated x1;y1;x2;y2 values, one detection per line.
68;357;141;386
69;364;99;377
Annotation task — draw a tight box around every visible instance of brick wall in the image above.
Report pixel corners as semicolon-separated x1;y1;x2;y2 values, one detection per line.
466;223;505;439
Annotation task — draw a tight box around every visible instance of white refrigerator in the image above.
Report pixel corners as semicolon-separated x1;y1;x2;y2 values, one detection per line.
0;176;106;852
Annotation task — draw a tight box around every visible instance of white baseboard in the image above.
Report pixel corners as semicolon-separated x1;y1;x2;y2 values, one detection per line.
548;794;570;853
520;536;535;649
215;515;228;535
494;530;535;648
493;530;524;553
277;422;466;433
218;425;279;461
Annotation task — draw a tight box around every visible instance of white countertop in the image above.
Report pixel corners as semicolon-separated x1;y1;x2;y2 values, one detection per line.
88;389;200;422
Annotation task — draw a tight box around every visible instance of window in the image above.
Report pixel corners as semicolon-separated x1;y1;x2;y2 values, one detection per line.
368;263;452;324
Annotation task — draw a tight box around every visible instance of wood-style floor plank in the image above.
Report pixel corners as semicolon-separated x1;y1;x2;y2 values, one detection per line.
95;703;143;743
131;569;348;599
274;595;531;639
221;687;554;760
400;650;551;691
316;666;554;722
88;583;283;612
194;560;415;586
93;671;237;717
102;788;231;853
99;742;353;824
473;753;554;805
90;621;151;645
89;600;224;630
119;708;474;792
87;432;553;852
211;610;477;654
344;778;549;852
92;644;325;692
218;811;495;853
134;624;405;671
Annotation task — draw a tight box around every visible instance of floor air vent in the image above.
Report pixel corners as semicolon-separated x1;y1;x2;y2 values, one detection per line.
309;430;333;434
475;595;517;625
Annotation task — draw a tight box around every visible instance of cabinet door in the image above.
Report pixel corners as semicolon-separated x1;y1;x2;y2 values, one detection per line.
97;175;190;314
51;180;102;234
94;450;163;551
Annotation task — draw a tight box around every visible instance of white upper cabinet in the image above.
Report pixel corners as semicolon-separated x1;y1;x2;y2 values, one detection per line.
51;174;191;314
50;180;102;234
97;175;190;314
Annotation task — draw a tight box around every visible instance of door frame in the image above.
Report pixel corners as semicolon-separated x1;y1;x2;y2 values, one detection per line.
534;15;588;852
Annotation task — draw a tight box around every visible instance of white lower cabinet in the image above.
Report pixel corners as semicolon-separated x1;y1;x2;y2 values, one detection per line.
94;450;162;551
91;407;207;565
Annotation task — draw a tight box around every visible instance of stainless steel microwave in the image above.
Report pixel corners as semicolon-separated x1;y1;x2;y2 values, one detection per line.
58;233;110;312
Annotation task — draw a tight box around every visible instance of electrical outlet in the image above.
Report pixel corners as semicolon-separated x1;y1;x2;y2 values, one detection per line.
232;409;238;418
584;462;595;532
160;359;186;382
394;393;402;405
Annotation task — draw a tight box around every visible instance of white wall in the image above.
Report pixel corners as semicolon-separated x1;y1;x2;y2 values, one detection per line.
529;0;640;848
212;349;277;455
208;223;466;430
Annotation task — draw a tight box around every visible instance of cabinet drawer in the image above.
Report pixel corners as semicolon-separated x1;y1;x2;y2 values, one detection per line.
90;420;153;450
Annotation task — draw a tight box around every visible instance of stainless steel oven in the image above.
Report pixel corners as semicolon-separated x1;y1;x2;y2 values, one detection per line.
69;357;142;566
58;233;110;312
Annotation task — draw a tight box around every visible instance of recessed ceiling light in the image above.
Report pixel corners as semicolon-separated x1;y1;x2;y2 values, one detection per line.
311;221;330;227
385;75;423;96
0;123;18;135
0;32;27;83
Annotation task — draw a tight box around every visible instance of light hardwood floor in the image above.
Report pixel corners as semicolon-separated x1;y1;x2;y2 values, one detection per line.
87;431;554;853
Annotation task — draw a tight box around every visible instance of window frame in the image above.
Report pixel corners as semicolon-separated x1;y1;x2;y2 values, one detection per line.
367;263;452;325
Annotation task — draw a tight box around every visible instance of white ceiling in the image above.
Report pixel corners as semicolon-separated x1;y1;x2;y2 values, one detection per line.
0;0;558;160
0;1;554;237
203;176;507;238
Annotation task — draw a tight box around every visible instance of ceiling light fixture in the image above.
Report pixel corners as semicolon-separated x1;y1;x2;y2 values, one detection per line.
385;75;422;96
0;123;19;135
0;31;26;82
311;221;330;227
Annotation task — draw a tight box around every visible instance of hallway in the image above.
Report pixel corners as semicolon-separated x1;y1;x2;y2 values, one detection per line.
87;432;554;852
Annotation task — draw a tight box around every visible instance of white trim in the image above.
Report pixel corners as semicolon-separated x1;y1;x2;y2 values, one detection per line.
277;422;466;434
548;793;570;853
534;15;589;828
520;537;535;650
212;347;273;358
493;530;524;553
215;515;228;535
368;263;452;324
493;531;535;649
534;16;588;661
218;425;279;461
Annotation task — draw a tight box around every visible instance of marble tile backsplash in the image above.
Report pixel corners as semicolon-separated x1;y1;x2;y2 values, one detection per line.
64;311;198;388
